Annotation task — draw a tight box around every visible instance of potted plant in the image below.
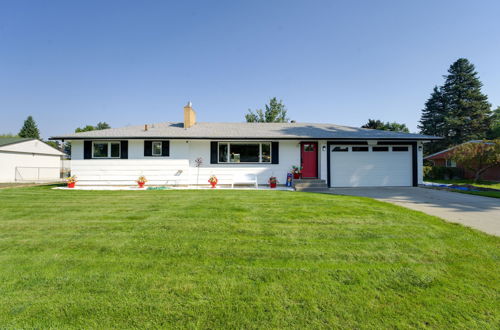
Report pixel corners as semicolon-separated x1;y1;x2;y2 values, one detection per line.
137;175;147;188
208;175;218;188
291;166;302;179
268;176;278;189
66;176;77;188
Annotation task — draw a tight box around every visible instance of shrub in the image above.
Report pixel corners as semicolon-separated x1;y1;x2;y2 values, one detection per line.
424;166;463;180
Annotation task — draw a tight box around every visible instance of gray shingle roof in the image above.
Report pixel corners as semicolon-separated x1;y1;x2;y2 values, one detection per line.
50;122;441;140
0;137;33;147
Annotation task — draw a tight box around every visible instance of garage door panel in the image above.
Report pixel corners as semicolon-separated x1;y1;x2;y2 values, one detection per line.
330;145;412;187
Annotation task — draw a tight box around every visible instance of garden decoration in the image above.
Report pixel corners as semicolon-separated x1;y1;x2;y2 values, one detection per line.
208;175;218;188
195;157;203;187
268;176;278;188
291;165;303;179
66;176;77;188
137;175;147;188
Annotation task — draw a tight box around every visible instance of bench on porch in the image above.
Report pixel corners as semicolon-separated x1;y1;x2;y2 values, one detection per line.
196;172;259;188
231;173;258;189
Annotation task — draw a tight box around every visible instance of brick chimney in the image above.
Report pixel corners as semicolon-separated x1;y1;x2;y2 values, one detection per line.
183;101;196;128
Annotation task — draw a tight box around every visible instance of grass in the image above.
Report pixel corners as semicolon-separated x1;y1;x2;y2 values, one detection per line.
0;186;499;328
426;179;500;199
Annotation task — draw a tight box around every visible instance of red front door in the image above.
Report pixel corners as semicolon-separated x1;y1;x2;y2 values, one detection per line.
301;142;318;178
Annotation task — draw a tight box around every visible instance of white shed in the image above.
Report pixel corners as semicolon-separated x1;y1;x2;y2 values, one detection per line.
0;138;65;183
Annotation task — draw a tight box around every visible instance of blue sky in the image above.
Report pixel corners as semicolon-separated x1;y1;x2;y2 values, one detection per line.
1;0;499;138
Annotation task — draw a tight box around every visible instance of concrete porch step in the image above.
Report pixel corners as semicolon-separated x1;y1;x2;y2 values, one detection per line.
293;179;325;184
295;187;331;192
293;179;329;191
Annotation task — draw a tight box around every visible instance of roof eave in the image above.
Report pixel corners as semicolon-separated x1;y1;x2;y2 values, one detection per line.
50;136;442;141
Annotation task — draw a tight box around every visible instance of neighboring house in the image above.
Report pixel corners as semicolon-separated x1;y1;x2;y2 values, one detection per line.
50;103;439;187
0;138;65;183
425;140;500;181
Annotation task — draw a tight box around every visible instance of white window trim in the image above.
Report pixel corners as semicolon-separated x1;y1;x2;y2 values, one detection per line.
152;141;162;156
217;142;272;164
92;141;121;159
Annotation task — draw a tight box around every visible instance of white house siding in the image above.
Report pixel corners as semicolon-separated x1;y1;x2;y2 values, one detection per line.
417;141;424;184
69;140;306;185
0;140;63;182
69;139;423;186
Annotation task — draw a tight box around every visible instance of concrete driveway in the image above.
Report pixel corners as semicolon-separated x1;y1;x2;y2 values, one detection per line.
329;187;500;236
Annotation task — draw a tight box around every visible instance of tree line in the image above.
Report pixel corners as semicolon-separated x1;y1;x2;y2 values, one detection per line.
0;117;111;156
245;58;498;157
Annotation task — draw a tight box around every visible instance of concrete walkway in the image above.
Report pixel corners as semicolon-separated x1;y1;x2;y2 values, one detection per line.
329;187;500;236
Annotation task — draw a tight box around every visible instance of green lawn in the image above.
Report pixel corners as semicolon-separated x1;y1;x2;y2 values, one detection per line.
0;186;499;328
426;179;500;199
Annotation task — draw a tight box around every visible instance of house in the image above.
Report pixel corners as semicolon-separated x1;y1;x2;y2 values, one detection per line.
50;103;440;187
0;137;65;183
425;140;500;181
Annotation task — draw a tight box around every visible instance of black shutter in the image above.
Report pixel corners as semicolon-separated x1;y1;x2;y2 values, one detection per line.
120;141;128;159
144;141;152;156
162;141;170;156
271;142;279;164
84;141;92;159
210;142;218;164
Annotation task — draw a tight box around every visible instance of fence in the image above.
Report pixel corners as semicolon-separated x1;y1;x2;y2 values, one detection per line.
15;166;70;183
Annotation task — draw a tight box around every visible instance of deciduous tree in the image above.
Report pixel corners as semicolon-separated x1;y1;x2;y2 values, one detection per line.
450;139;500;182
245;98;289;123
361;119;409;132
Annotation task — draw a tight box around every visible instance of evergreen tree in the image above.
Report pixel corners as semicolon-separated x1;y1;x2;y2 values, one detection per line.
245;97;289;123
441;58;491;144
18;116;40;139
418;86;447;137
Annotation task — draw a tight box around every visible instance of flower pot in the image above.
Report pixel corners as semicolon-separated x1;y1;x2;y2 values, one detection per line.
67;182;75;188
269;182;277;189
210;182;217;189
138;182;145;188
293;173;301;180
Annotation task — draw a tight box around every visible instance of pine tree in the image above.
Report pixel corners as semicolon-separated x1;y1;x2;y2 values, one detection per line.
418;86;447;137
441;58;491;144
18;116;40;139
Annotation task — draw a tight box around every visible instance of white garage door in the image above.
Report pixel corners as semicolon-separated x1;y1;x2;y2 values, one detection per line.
330;145;412;187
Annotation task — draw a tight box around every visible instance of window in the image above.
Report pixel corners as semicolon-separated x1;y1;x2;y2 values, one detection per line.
218;142;271;163
332;146;348;152
372;146;389;152
393;146;409;152
261;143;271;162
93;142;120;158
303;144;315;151
219;143;228;162
445;159;457;167
152;142;162;156
352;146;369;152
